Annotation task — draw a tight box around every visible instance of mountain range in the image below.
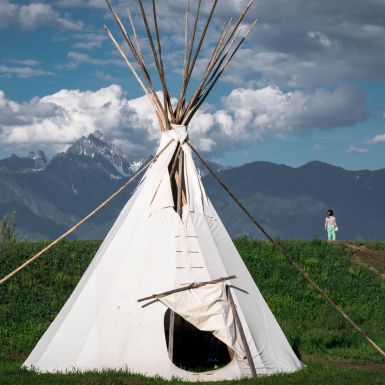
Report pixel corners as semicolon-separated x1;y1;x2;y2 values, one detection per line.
0;132;384;240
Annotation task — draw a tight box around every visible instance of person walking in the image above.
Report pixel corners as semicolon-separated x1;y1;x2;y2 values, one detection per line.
324;209;338;241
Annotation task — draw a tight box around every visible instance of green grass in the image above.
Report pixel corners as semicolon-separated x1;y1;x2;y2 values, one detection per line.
1;239;385;384
1;358;385;385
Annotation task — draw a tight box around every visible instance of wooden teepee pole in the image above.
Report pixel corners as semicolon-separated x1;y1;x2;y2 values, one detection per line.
189;143;385;360
137;0;173;129
227;286;257;377
104;0;165;125
151;0;175;124
181;0;257;124
183;20;257;125
0;139;173;286
180;18;234;122
175;0;201;120
104;26;165;130
168;149;185;361
176;150;184;218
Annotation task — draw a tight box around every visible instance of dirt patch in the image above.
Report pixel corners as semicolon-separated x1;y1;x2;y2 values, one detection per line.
9;351;28;360
316;357;385;371
345;243;385;279
303;354;385;371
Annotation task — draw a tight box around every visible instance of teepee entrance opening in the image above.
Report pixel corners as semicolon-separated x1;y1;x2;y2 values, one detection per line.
164;309;232;372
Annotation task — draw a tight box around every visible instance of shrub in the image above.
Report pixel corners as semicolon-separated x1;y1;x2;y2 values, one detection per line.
0;211;17;242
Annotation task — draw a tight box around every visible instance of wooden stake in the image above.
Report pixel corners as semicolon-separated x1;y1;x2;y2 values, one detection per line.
189;143;385;360
0;139;174;286
227;286;257;377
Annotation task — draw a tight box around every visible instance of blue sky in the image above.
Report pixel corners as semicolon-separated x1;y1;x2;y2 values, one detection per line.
1;0;385;170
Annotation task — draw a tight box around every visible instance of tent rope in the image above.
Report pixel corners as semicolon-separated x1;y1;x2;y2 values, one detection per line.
188;142;385;360
0;139;174;286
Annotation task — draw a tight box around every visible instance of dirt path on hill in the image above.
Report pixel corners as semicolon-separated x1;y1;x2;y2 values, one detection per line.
344;243;385;279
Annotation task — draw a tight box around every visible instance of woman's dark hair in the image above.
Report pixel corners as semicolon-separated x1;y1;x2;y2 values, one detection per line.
327;209;333;216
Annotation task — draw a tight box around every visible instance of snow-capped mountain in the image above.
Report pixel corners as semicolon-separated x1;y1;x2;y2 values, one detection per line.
0;130;227;240
1;133;385;241
63;131;144;178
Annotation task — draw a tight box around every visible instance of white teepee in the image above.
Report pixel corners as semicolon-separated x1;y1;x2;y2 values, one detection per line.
23;126;303;380
20;0;306;379
1;1;382;369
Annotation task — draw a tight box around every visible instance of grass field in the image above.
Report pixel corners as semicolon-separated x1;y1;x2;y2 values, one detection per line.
0;239;384;384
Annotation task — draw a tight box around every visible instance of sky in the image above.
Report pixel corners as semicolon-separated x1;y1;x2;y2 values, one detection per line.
1;0;385;170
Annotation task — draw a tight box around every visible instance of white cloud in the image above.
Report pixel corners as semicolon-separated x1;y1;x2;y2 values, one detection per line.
95;70;116;82
56;0;104;8
3;0;383;90
0;1;83;31
0;64;52;78
72;33;105;50
8;59;41;66
0;84;368;157
0;85;161;156
58;51;123;69
346;145;368;154
48;0;385;90
366;133;385;144
194;85;367;151
307;31;333;47
0;0;17;27
129;0;385;89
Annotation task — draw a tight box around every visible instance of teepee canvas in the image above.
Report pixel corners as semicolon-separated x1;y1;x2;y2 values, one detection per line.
23;0;303;380
23;126;302;379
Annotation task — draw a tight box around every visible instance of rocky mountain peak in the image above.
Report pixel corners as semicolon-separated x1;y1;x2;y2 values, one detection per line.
90;130;106;141
67;131;119;157
28;150;47;162
0;150;47;173
63;131;144;177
